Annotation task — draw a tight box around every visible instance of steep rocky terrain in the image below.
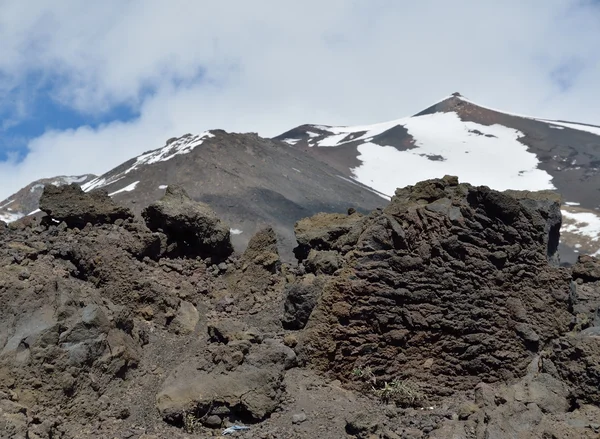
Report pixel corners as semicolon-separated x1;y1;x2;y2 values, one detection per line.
0;178;599;438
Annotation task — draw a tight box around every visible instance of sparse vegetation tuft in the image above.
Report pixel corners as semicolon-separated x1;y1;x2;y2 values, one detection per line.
371;379;424;407
353;366;424;408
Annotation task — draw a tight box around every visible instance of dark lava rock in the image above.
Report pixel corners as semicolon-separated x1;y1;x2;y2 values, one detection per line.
570;255;600;328
241;226;281;273
142;185;233;260
293;211;368;261
572;255;600;282
549;332;600;405
39;183;134;228
504;189;562;266
282;276;323;330
298;176;572;396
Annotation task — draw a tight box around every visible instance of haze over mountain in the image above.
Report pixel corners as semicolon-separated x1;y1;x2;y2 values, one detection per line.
2;93;600;263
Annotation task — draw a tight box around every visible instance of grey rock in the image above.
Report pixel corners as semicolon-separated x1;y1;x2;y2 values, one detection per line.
292;412;307;424
204;414;222;428
169;301;199;335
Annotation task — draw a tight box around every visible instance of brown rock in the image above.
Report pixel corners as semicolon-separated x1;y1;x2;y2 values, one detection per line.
39;183;134;228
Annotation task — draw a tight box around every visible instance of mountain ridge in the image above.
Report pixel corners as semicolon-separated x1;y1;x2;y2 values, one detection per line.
2;93;600;263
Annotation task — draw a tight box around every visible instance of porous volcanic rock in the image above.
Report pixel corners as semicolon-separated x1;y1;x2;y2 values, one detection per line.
570;255;600;328
39;183;134;228
142;185;233;260
548;332;600;406
297;176;573;396
293;210;369;261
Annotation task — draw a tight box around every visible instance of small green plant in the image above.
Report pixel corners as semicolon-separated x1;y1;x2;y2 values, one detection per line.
372;378;424;407
352;365;374;381
182;401;214;433
183;410;201;433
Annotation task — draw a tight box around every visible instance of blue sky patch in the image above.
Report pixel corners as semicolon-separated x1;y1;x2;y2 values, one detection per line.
0;72;142;163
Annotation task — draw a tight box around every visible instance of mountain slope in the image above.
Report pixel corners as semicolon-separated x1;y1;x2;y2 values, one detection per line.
30;130;386;260
275;93;600;262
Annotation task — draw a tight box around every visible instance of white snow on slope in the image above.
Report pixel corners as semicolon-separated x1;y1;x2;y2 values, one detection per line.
109;181;139;197
0;212;23;223
82;132;214;193
538;120;600;137
230;228;243;235
51;175;90;186
0;199;15;209
562;210;600;256
315;112;554;196
457;96;600;137
562;211;600;242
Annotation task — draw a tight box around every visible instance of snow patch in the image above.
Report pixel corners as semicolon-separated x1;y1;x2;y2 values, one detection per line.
158;185;168;189
82;133;213;193
0;199;15;209
30;184;45;193
565;201;580;206
283;139;301;145
336;175;391;200
0;212;23;223
230;228;243;235
561;210;600;242
538;120;600;137
109;181;139;197
81;177;111;192
344;112;554;196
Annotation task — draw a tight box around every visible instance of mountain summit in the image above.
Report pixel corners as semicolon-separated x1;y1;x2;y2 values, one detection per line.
275;93;600;261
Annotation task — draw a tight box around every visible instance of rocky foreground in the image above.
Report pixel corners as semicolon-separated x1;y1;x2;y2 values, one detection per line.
0;178;599;439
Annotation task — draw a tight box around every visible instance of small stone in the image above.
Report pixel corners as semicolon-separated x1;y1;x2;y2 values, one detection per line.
292;413;307;424
204;414;222;428
457;402;479;420
283;334;298;348
139;306;154;320
345;412;379;435
382;428;402;439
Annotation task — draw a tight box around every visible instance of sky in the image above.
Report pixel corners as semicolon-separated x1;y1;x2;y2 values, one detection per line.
0;0;599;200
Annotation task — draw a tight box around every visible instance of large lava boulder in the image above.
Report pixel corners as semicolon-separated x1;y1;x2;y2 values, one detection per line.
39;183;134;228
142;185;233;260
297;176;573;397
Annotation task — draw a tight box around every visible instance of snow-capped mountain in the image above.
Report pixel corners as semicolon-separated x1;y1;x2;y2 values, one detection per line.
275;92;600;261
0;174;96;223
3;92;600;263
19;130;384;259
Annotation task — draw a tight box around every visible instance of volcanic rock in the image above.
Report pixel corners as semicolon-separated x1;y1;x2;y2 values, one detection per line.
548;332;600;406
298;176;573;396
39;183;134;228
142;185;234;260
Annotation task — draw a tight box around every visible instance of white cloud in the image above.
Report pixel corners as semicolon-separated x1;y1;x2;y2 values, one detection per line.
0;0;599;199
